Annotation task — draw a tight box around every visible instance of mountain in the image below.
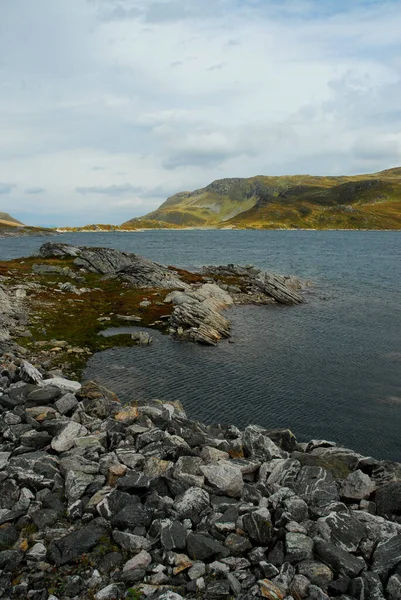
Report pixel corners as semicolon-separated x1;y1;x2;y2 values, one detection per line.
0;212;24;226
124;167;401;230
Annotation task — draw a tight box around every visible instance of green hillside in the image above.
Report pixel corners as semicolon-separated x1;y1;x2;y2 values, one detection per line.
127;168;401;230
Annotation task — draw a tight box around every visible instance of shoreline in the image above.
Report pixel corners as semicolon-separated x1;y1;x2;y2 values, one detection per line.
1;243;401;599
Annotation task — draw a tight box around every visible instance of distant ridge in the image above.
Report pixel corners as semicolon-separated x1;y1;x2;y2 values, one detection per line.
0;212;24;226
123;167;401;230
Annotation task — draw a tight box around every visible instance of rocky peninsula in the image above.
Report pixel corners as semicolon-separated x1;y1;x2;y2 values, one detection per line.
0;243;400;600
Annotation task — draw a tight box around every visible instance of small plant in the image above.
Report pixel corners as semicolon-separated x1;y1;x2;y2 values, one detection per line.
127;588;143;600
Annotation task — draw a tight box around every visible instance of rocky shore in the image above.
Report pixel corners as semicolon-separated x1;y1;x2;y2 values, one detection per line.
1;243;401;600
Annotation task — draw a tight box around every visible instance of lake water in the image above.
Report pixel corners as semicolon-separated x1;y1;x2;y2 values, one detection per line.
1;230;400;461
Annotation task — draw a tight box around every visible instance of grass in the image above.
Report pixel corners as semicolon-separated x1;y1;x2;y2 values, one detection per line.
136;168;401;230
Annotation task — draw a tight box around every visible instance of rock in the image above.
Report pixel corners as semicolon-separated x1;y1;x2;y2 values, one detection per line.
54;393;78;415
173;487;210;522
51;421;88;452
296;560;334;588
201;462;243;497
123;549;152;571
308;585;330;600
242;508;273;545
110;503;152;530
340;470;376;500
26;542;47;562
160;520;187;551
372;534;401;579
131;331;153;346
112;530;151;553
258;579;285;599
186;533;229;562
387;574;401;599
95;584;123;600
375;482;401;520
254;272;304;305
294;466;340;516
40;377;81;393
48;519;109;565
225;533;252;556
206;580;231;599
314;538;365;578
317;511;366;552
285;533;314;563
289;574;310;598
77;381;120;419
243;425;284;461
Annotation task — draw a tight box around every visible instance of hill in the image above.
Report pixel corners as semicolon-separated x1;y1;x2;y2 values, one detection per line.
0;212;24;226
127;168;401;230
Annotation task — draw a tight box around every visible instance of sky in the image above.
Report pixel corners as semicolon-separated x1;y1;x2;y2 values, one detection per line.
0;0;401;226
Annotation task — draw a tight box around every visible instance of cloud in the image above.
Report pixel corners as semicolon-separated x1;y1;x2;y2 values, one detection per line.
25;187;46;194
76;184;144;195
0;183;16;194
0;0;401;224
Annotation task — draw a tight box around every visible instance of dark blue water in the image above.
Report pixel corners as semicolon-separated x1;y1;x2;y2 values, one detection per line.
1;231;400;460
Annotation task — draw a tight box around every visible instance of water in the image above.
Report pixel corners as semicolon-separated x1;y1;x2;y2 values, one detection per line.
1;230;400;460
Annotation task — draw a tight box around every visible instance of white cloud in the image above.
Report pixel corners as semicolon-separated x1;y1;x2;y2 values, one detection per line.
0;0;400;224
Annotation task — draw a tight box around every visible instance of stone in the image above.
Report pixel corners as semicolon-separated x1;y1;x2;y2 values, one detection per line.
201;462;243;497
285;533;314;563
225;533;252;556
48;519;109;565
243;425;283;461
375;482;401;520
0;452;11;470
372;534;401;579
258;579;285;599
40;377;81;393
308;585;330;600
215;506;238;533
112;530;151;553
173;487;210;522
340;469;376;500
51;421;88;452
317;511;366;552
161;520;187;551
200;446;230;464
289;574;310;598
65;470;95;502
131;331;152;345
314;538;365;578
123;549;152;571
283;496;308;522
387;574;401;600
186;533;229;562
95;584;123;600
294;466;340;515
26;542;47;562
296;560;334;588
110;503;152;530
54;393;78;415
243;508;273;545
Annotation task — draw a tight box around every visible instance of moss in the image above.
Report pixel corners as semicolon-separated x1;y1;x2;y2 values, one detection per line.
1;255;175;377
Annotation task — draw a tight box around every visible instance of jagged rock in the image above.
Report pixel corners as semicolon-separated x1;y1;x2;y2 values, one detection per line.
375;482;401;520
314;538;365;578
131;331;153;345
296;560;334;588
372;534;401;579
294;466;340;516
186;533;229;562
200;462;243;497
387;574;401;599
340;469;376;500
123;549;152;571
243;425;284;461
48;519;110;565
258;579;285;599
160;520;187;551
317;512;366;552
51;421;88;452
173;487;210;522
242;508;273;545
254;272;304;305
285;533;314;563
77;381;120;419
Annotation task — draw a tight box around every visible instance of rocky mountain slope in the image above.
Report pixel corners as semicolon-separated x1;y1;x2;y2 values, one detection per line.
0;212;55;238
0;212;24;226
125;167;401;230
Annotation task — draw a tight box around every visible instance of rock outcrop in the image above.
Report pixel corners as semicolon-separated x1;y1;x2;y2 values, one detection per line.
0;354;400;599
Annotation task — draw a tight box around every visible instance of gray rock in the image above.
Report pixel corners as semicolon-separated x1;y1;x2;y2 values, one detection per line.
186;533;229;562
375;482;401;520
206;579;231;599
340;469;376;500
26;542;47;562
314;538;365;578
387;574;401;599
201;462;243;497
283;496;309;522
297;560;334;588
285;532;314;563
290;574;310;598
268;459;302;487
372;534;401;579
295;466;340;516
112;530;151;553
225;533;252;556
131;331;153;346
308;585;330;600
51;421;88;452
173;487;210;522
48;518;109;565
54;393;78;415
242;508;273;545
243;425;284;461
215;506;238;533
317;511;366;552
0;452;11;470
161;519;187;551
123;549;152;571
110;503;152;530
95;584;123;600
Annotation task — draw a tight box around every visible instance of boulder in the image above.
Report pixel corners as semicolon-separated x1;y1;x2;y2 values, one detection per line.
48;519;110;565
201;462;243;498
314;539;365;578
340;470;376;500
